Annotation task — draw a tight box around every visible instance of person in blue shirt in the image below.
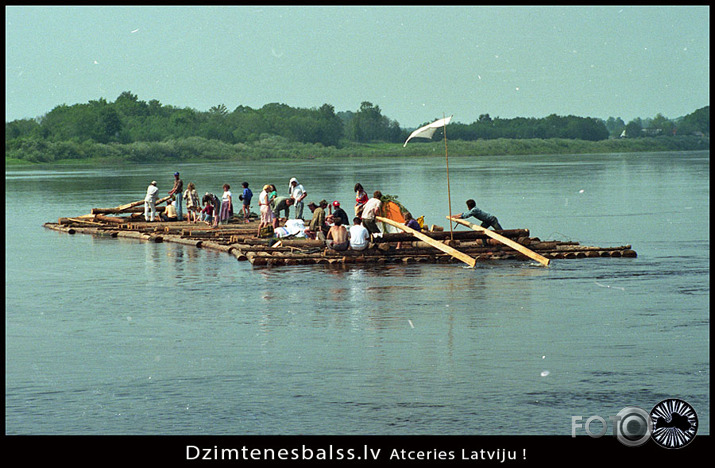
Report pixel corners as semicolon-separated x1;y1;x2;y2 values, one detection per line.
240;182;253;223
454;199;503;230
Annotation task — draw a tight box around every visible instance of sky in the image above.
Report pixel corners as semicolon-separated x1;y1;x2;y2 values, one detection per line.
5;5;710;127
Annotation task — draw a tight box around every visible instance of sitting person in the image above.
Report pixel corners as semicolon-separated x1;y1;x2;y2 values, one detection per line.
397;212;421;249
160;198;179;222
331;201;350;227
305;200;328;240
349;217;370;251
326;217;349;251
200;199;214;225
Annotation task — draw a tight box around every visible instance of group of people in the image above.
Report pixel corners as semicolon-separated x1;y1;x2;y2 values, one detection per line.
143;172;252;227
145;173;504;251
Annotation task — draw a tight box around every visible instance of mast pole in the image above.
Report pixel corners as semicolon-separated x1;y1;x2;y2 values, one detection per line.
444;114;454;241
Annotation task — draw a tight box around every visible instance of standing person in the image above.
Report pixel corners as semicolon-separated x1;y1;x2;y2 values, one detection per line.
331;201;350;227
289;177;307;220
326;217;349;251
183;182;200;224
348;217;370;251
210;192;222;228
168;172;184;221
354;183;369;217
361;190;383;236
240;182;253;223
218;184;233;225
144;180;159;222
257;184;274;236
453;199;503;230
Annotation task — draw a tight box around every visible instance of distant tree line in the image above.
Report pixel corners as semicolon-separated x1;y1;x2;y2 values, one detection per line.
5;91;709;163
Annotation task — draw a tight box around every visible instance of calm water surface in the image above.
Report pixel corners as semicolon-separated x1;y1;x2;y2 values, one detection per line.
5;151;709;435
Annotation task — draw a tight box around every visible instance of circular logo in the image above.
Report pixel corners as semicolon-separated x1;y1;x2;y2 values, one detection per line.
650;399;698;449
614;406;653;447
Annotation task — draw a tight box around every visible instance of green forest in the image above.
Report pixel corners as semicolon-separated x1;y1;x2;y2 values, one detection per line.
5;91;709;164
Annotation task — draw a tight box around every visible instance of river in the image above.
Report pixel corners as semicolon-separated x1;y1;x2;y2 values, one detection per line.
5;151;709;436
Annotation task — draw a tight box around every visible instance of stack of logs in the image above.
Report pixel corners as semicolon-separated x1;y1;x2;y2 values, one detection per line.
44;198;637;267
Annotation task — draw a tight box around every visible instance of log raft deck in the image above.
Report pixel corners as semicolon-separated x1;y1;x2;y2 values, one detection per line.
43;200;637;268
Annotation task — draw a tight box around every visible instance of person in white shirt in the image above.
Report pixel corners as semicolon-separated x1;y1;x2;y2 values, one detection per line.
257;185;274;236
144;181;159;221
349;217;370;251
289;177;307;219
360;190;382;235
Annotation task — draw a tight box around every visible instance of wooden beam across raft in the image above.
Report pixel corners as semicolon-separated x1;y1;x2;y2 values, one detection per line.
447;216;550;266
376;216;476;267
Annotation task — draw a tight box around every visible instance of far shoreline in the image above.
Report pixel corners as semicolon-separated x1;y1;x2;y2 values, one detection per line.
5;136;709;167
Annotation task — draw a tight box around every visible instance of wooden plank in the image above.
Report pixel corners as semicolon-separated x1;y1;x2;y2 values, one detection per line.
447;216;550;266
97;195;172;214
376;216;476;267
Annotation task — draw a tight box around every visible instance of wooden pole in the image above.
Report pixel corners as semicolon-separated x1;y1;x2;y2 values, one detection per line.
377;216;476;267
443;114;454;241
447;216;550;266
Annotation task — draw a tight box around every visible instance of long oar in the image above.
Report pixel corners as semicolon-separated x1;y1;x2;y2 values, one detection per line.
376;216;476;267
447;216;550;266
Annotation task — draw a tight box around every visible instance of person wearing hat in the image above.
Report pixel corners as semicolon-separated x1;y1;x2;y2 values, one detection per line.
288;177;307;220
168;172;184;221
331;201;349;227
144;180;159;222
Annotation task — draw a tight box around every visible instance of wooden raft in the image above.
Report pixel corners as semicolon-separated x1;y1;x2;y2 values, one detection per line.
44;197;637;268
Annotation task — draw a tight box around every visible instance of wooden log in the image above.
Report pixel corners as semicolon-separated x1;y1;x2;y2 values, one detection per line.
116;231;151;241
44;223;76;235
94;214;132;224
272;238;326;248
200;241;234;253
58;217;106;226
230;249;249;261
448;217;550;267
160;235;203;248
98;195;172;214
93;206;167;214
377;216;476;268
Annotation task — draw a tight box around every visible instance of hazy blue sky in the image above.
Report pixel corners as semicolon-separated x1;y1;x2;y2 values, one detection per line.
5;5;710;127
